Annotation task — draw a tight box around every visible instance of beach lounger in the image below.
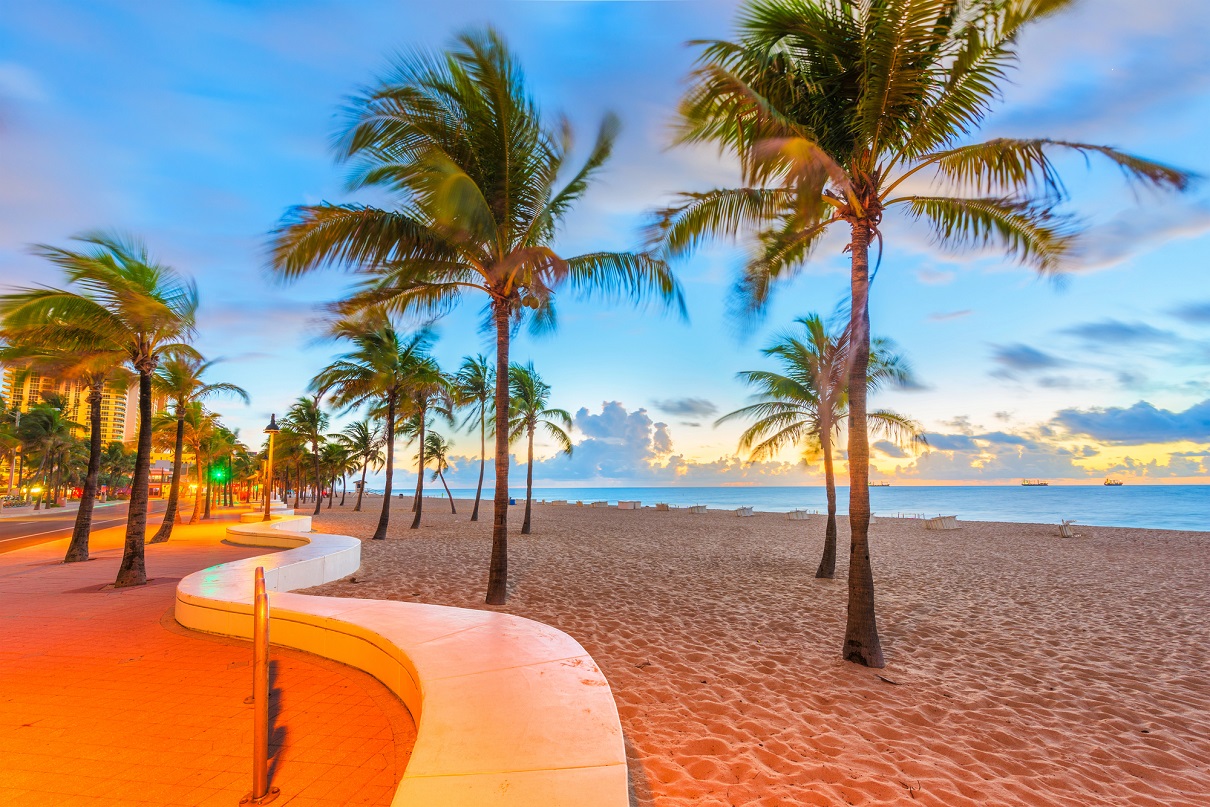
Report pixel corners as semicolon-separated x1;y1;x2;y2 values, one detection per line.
924;515;959;530
617;500;640;510
590;501;609;508
655;503;670;511
736;506;755;518
1059;519;1083;538
787;509;814;521
687;505;707;514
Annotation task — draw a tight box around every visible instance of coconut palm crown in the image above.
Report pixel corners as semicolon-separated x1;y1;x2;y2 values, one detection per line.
508;361;572;536
652;0;1195;667
269;28;684;604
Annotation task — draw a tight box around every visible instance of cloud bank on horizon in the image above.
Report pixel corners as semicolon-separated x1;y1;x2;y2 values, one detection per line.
1;1;1209;486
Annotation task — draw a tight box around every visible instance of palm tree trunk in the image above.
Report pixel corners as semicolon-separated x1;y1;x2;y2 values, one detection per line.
153;415;184;541
842;220;884;668
521;425;534;535
191;459;204;523
486;305;510;604
30;454;48;511
202;460;212;520
327;475;334;509
355;463;367;512
65;381;104;562
115;368;153;588
410;409;425;529
293;462;301;508
312;441;322;516
340;475;346;506
816;417;838;579
372;393;396;540
471;410;486;522
439;467;456;514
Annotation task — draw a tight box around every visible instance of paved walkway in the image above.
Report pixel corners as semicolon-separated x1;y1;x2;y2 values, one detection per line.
0;511;415;807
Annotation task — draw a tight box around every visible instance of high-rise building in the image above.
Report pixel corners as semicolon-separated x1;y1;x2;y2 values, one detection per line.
1;367;128;444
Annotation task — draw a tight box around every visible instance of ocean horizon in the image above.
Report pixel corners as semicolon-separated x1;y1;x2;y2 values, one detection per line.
387;484;1210;532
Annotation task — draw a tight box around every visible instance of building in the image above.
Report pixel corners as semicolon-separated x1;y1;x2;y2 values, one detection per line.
2;367;129;444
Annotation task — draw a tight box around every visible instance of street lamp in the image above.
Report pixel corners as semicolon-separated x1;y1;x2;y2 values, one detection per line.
262;414;280;522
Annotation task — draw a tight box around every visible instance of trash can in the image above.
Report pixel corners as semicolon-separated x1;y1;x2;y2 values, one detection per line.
509;497;516;505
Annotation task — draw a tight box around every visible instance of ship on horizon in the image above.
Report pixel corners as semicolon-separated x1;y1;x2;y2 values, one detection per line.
1104;478;1124;486
1021;479;1050;487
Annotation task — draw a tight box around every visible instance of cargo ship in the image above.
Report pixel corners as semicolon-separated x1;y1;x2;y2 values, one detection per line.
1104;478;1123;486
1021;479;1049;486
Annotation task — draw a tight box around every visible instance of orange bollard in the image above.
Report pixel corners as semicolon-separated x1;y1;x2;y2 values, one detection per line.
241;567;279;804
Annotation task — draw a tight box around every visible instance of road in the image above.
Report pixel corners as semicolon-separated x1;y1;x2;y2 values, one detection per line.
0;499;170;554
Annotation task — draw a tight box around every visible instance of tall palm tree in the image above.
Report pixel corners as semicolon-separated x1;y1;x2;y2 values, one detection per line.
310;314;436;540
452;354;494;522
17;403;79;511
285;396;330;517
0;340;130;562
149;357;247;542
333;418;385;512
269;28;684;604
717;313;924;579
654;0;1193;667
507;362;572;535
155;403;217;524
422;431;457;514
400;367;452;530
0;233;198;587
98;441;135;492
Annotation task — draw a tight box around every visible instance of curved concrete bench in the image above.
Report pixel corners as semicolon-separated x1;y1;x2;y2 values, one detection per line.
175;514;627;806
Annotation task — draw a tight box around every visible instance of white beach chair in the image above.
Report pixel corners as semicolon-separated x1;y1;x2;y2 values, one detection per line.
687;505;707;514
1059;519;1082;538
787;509;812;521
736;506;755;518
617;500;640;510
924;515;959;530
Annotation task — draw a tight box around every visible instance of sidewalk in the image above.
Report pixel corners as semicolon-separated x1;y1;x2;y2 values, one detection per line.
0;511;414;807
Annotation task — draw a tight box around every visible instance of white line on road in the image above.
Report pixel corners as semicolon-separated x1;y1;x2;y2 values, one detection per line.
0;517;130;544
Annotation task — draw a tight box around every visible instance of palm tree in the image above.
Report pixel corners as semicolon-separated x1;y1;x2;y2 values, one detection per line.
155;403;217;524
149;357;247;542
333;418;385;512
452;354;494;522
17;403;78;510
507;362;572;535
310;314;436;540
319;441;355;509
269;28;683;604
0;340;130;562
400;367;452;530
98;441;136;492
0;233;198;587
422;431;457;514
285;396;330;517
718;313;924;579
653;0;1193;667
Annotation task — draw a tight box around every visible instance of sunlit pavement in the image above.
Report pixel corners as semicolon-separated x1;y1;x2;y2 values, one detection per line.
0;509;413;807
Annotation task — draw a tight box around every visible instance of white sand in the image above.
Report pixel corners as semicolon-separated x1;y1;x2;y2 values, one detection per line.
302;498;1210;806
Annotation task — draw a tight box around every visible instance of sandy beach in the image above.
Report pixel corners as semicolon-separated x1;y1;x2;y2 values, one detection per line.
301;496;1210;806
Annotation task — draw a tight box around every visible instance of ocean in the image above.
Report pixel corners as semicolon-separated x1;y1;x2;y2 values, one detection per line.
439;485;1210;532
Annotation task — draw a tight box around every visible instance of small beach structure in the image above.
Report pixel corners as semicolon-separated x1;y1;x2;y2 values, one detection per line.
924;515;960;530
787;509;814;520
590;501;610;508
655;503;670;511
687;505;707;514
617;500;640;510
736;506;755;518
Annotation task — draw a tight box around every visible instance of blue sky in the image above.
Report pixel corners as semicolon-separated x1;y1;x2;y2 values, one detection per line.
2;0;1209;487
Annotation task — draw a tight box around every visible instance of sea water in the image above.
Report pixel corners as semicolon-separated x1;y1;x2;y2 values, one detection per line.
442;485;1210;531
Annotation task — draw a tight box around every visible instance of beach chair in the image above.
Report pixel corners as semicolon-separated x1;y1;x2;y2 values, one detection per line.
655;503;670;511
787;509;812;521
1059;519;1082;538
617;500;640;510
736;506;755;518
924;515;959;530
687;505;707;514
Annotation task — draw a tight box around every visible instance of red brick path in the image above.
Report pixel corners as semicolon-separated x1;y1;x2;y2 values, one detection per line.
0;513;414;806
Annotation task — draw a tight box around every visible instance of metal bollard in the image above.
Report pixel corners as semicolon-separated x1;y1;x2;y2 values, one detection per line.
241;567;279;804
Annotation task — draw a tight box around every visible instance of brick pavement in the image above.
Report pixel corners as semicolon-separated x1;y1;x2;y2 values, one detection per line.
0;510;415;807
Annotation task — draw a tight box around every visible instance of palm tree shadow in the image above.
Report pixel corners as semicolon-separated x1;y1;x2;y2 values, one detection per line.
267;659;288;786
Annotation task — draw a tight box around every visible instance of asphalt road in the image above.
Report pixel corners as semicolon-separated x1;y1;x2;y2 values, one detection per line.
0;499;170;554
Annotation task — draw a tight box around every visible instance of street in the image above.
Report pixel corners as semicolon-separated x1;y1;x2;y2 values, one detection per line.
0;499;172;554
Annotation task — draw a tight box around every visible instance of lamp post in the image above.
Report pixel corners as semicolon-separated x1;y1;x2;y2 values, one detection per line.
262;414;280;522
